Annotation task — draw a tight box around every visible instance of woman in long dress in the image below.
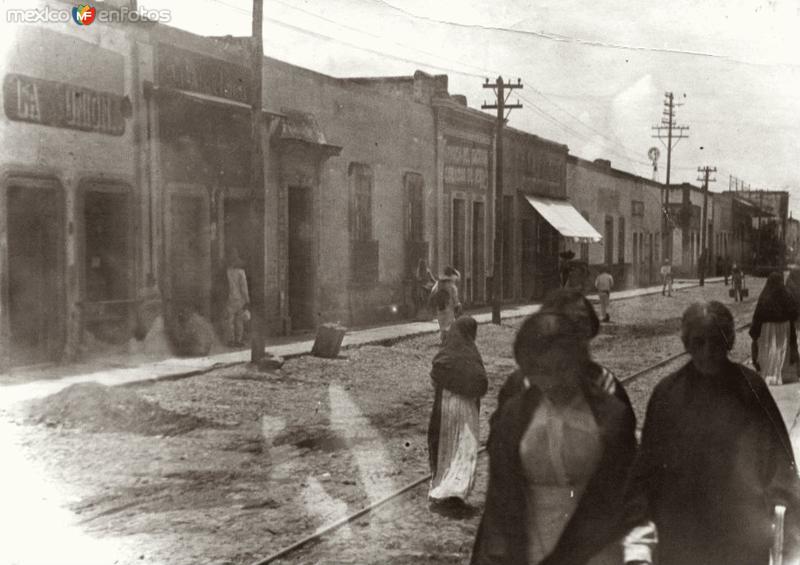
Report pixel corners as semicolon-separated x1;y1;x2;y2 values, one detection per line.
471;311;637;565
428;316;487;508
750;271;799;385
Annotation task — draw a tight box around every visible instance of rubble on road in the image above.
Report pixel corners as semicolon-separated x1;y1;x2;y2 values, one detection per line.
25;382;209;436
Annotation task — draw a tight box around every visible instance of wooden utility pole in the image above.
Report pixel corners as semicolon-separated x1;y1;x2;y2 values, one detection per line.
697;166;716;286
482;77;522;325
652;92;689;262
249;0;265;363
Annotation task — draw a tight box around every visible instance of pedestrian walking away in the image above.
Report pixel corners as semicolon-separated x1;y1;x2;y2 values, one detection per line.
594;270;614;322
428;316;487;510
430;266;462;344
471;311;637;565
660;258;673;296
731;262;745;301
624;301;800;565
224;249;250;347
750;272;799;386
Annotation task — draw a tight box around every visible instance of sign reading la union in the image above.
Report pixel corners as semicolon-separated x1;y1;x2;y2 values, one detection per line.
3;73;126;136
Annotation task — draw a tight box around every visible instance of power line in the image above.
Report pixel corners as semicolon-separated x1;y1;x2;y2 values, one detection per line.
364;0;800;69
202;0;702;175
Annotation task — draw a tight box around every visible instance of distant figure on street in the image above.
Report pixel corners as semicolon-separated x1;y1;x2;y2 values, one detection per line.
428;316;487;511
731;262;745;302
471;311;637;565
594;270;614;322
225;249;250;348
430;267;462;343
716;255;724;282
660;258;673;296
750;272;799;386
624;301;800;565
414;258;436;316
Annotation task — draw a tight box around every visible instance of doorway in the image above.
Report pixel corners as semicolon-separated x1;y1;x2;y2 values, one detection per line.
288;186;315;331
471;201;486;304
170;193;210;318
220;197;263;323
83;190;131;343
7;184;63;365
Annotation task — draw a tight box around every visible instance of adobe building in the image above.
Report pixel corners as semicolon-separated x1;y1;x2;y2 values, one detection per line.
665;183;715;277
0;5;147;368
566;157;663;289
503;128;571;301
431;95;495;307
712;191;775;271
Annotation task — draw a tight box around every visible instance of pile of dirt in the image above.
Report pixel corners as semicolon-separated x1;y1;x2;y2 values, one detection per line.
26;382;208;436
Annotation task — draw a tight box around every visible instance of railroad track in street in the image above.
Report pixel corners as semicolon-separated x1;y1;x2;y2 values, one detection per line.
248;319;755;565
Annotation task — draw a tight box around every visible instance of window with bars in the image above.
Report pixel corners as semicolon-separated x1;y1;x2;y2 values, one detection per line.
404;173;424;242
349;163;373;242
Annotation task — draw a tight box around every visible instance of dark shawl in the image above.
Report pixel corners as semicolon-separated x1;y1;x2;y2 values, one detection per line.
428;317;488;476
623;360;800;565
430;316;487;397
751;272;799;340
471;379;638;565
787;269;800;316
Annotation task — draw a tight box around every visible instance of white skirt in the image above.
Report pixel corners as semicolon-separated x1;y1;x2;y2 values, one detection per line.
759;321;791;386
429;388;479;502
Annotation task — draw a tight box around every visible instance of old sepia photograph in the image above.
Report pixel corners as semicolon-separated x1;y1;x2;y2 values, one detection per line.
1;0;800;563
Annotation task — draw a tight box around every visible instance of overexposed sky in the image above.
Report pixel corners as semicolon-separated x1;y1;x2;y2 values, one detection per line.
143;0;800;212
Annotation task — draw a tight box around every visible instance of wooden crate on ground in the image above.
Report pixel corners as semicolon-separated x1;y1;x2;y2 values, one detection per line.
312;323;347;358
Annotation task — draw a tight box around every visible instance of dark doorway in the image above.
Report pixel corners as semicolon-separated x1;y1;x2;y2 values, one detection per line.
502;195;514;299
170;194;210;317
288;187;315;331
452;198;466;300
220;197;263;323
521;217;536;301
83;190;131;343
7;185;63;365
472;201;486;304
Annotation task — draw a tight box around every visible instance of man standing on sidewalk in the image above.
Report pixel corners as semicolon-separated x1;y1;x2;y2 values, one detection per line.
661;258;674;297
595;269;614;323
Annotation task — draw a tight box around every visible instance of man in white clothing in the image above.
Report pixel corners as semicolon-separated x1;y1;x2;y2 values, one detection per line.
595;270;614;322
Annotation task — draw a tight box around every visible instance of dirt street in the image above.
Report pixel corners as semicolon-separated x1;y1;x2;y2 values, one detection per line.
1;281;764;565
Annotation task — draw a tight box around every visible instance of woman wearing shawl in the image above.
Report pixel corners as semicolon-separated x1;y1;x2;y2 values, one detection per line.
471;312;637;565
751;271;799;385
428;316;487;506
784;268;800;384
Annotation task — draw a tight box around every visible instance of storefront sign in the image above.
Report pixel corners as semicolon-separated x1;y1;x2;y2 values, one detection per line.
157;44;251;104
444;142;489;190
3;73;126;135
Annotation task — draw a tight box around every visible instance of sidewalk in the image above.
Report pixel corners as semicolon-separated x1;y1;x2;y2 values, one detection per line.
0;277;722;405
767;383;800;460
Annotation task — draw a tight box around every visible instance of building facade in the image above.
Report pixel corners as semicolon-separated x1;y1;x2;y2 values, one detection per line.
565;157;663;289
0;10;147;367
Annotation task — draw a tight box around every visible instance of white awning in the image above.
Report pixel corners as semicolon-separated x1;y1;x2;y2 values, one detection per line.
524;195;603;243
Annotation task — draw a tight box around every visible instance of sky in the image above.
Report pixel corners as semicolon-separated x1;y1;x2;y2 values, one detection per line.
138;0;800;215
